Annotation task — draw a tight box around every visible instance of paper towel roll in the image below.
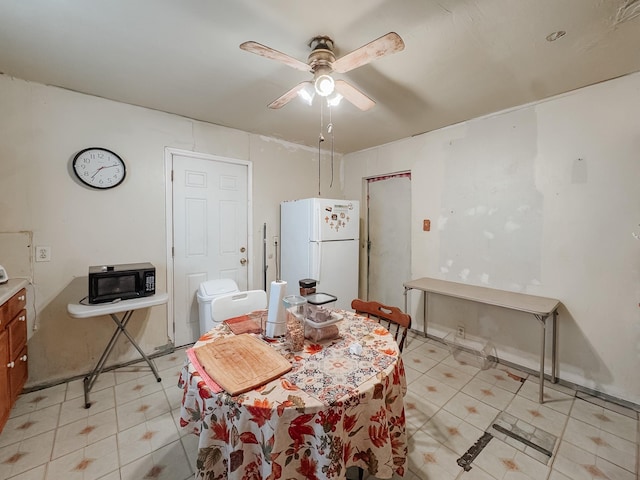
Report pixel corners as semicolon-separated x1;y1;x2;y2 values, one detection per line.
266;280;287;338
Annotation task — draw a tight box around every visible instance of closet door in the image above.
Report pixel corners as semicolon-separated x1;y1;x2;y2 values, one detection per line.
367;173;411;308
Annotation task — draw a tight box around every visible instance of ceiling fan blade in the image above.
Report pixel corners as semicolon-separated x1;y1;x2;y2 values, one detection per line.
240;41;310;72
332;32;405;74
334;80;375;111
268;81;312;109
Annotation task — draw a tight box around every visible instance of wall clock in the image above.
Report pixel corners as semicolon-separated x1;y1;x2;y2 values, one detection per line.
72;147;126;189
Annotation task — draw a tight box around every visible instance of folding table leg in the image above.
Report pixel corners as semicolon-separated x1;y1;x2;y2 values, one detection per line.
83;310;161;408
551;310;558;383
83;311;133;408
537;314;548;404
111;312;162;383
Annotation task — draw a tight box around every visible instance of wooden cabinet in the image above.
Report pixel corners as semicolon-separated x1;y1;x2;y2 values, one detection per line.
0;287;28;432
0;329;10;429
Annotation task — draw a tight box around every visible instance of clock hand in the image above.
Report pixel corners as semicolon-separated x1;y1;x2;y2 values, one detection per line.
90;164;119;179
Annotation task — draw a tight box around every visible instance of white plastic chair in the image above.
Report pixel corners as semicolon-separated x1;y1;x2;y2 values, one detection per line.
210;290;267;323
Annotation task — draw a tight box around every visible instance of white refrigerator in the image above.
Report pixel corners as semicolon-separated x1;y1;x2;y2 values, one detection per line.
280;198;359;310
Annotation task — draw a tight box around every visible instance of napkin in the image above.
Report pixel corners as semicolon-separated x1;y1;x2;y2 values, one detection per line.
186;347;223;394
349;342;363;356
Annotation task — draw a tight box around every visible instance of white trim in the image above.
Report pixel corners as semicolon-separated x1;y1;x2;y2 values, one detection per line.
164;147;253;344
364;170;411;301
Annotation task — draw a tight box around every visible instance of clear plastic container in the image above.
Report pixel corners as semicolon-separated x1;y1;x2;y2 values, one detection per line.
283;295;306;351
299;278;317;296
443;332;497;370
305;323;340;342
303;293;337;323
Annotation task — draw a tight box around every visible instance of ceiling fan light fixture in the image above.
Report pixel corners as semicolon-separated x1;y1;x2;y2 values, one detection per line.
314;74;335;97
241;32;405;110
327;92;343;107
297;86;315;105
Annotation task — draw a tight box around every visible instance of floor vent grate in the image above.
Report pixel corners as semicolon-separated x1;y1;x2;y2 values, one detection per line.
456;431;493;471
491;423;553;457
488;412;557;464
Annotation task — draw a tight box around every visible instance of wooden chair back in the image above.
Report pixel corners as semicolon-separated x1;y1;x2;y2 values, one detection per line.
351;298;412;352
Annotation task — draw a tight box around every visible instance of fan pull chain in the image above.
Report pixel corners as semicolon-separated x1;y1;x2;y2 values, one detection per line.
318;100;324;196
328;105;334;189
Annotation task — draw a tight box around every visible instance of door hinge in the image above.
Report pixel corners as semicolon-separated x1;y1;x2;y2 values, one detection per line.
171;170;174;182
172;246;174;257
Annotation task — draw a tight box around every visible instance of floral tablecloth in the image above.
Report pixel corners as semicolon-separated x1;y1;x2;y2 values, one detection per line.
178;310;407;480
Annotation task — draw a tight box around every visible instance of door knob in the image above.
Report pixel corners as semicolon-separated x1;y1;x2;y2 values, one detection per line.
240;247;246;253
7;362;14;368
240;258;247;265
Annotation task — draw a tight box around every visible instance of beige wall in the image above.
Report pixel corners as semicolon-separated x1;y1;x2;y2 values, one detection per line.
344;72;640;405
0;74;343;387
3;70;639;405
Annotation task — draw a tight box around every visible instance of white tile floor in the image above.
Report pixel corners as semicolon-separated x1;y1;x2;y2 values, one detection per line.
0;332;638;479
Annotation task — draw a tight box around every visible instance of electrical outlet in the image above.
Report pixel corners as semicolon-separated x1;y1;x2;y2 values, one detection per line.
35;246;51;262
457;325;465;338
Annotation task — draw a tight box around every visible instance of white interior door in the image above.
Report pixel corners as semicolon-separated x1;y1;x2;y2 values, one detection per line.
367;173;411;308
171;151;249;346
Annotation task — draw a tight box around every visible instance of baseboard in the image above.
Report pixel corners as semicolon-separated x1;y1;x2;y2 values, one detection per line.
22;344;177;394
412;329;640;414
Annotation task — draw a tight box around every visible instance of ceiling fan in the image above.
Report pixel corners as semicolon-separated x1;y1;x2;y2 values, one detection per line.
239;32;405;111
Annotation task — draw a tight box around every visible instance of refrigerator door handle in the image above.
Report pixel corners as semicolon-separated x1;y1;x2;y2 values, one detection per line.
314;201;323;242
310;241;322;283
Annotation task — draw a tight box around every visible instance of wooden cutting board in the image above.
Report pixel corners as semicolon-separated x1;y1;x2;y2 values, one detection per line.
192;334;291;396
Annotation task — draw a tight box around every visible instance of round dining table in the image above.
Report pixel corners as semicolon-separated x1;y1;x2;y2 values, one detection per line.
178;309;408;480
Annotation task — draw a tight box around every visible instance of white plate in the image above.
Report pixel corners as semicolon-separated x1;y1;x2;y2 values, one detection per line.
304;312;343;329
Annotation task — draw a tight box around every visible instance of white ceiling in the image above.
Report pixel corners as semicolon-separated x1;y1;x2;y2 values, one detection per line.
1;0;639;153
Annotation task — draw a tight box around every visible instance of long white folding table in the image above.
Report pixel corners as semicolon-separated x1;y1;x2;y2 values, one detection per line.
403;277;560;403
67;293;168;408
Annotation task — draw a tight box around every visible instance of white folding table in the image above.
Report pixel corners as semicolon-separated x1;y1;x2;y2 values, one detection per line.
67;293;168;408
403;277;560;403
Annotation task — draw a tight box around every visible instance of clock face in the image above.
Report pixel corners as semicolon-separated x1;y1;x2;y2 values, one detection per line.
72;148;126;189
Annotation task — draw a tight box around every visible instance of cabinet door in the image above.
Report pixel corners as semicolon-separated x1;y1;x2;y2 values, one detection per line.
0;330;10;430
9;346;27;404
8;310;27;360
2;289;26;323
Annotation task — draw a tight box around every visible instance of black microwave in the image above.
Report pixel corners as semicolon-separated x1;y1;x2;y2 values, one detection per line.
88;262;156;304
